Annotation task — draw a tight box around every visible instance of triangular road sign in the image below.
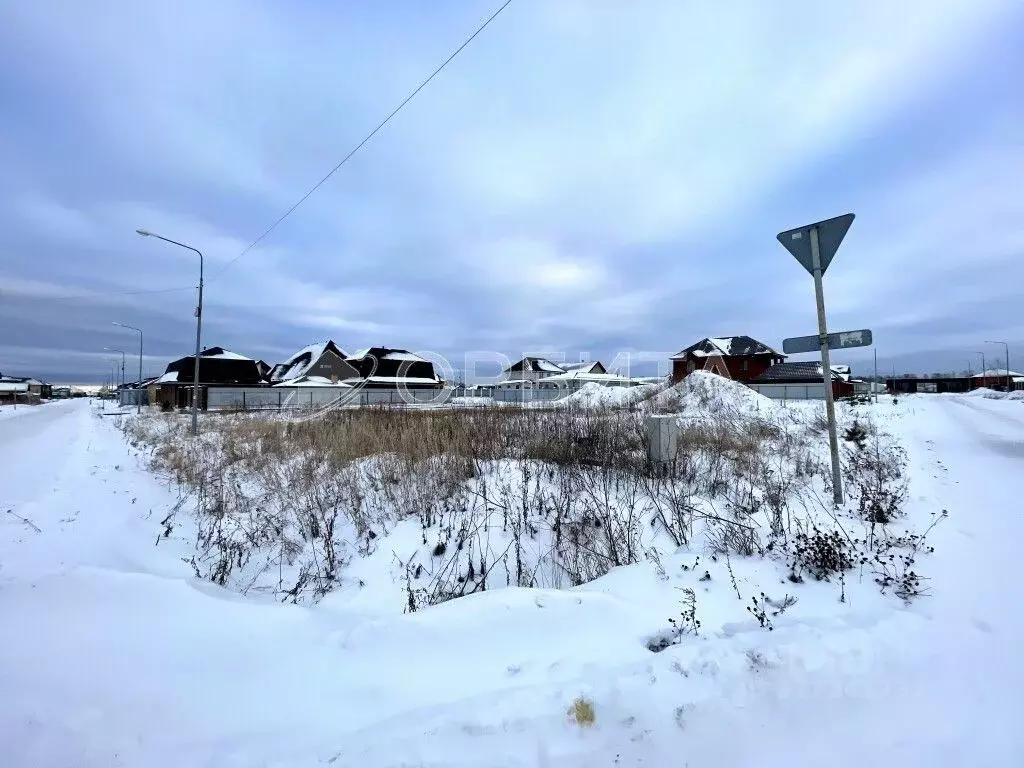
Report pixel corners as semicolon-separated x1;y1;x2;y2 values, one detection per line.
777;213;855;275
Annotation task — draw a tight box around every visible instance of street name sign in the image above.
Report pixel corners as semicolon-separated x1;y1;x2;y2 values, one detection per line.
783;329;873;355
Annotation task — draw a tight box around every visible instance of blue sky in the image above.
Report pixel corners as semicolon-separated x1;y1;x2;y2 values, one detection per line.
1;0;1022;382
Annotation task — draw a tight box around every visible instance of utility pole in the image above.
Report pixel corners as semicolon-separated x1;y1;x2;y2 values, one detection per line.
873;347;878;404
974;352;986;389
137;229;204;435
114;322;144;414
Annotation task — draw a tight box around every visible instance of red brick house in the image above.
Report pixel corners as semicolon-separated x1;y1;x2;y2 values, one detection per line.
670;336;785;382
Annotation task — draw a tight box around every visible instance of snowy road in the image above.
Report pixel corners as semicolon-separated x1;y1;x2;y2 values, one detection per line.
0;397;1022;767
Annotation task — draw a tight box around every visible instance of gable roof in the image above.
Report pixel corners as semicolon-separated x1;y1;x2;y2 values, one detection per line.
505;357;567;374
671;336;783;360
971;368;1024;378
345;347;439;383
562;361;606;374
270;341;348;382
752;361;846;383
199;347;252;361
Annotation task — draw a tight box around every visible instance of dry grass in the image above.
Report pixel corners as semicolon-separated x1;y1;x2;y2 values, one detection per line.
121;400;861;606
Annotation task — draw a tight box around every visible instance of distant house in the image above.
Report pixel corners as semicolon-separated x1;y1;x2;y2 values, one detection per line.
749;361;854;399
154;347;263;409
562;361;607;375
343;348;443;388
503;357;567;382
24;378;52;399
971;369;1024;391
0;375;30;404
0;373;49;403
270;341;359;384
670;337;785;382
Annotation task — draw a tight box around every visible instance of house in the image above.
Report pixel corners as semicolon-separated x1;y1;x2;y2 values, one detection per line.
343;348;443;388
24;378;52;399
531;369;637;391
749;361;855;399
153;347;263;409
971;369;1024;391
503;357;567;382
255;360;272;380
562;361;607;375
670;337;785;382
269;341;359;384
0;376;31;405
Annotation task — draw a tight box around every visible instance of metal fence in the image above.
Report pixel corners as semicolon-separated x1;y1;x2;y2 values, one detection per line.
118;389;149;407
747;383;828;400
487;388;569;404
206;386;454;411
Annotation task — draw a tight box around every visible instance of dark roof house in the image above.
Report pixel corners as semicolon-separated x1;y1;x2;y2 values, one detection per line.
344;347;442;388
670;336;785;382
162;347;263;386
503;357;567;381
751;361;854;397
269;341;358;384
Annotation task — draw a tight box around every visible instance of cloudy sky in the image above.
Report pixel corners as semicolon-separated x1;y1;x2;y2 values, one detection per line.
1;0;1022;383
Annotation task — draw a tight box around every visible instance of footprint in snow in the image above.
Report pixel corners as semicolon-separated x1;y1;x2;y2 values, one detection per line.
971;618;993;634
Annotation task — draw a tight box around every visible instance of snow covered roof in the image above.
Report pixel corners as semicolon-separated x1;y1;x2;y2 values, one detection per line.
671;336;783;360
199;347;252;361
562;361;605;374
271;341;349;382
382;351;427;362
0;382;29;392
505;357;567;374
156;371;180;384
971;369;1024;378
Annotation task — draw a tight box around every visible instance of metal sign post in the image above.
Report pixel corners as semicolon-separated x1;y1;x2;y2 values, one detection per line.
783;329;872;355
777;213;855;506
810;226;843;505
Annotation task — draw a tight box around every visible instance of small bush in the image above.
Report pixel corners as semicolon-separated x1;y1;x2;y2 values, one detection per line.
788;526;856;581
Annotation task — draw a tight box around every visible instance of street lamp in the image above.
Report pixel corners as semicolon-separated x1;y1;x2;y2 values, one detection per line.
973;352;986;389
105;347;126;390
985;341;1011;392
113;322;144;413
136;228;204;435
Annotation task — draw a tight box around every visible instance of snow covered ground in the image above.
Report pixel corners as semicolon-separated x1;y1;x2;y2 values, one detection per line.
1;394;1022;766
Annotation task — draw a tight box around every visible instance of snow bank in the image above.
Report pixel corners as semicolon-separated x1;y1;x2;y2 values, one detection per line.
645;371;774;417
559;382;661;408
966;387;1024;402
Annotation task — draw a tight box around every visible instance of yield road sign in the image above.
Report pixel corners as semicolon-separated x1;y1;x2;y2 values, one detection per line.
783;328;873;355
777;213;855;275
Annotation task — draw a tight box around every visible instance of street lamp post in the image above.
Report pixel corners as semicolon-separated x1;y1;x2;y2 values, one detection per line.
974;352;986;389
114;322;144;414
136;228;204;435
105;347;126;391
985;341;1011;392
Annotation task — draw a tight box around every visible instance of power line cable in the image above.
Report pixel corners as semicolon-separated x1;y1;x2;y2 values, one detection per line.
211;0;514;280
9;0;513;304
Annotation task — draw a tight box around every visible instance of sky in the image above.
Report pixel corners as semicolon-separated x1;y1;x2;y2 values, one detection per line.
1;0;1022;383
